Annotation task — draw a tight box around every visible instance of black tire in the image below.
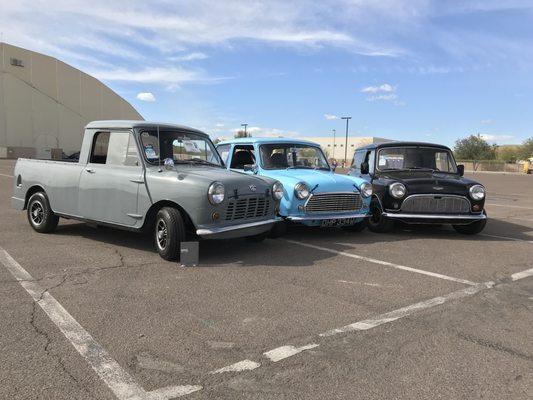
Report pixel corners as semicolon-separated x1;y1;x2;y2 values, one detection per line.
366;198;394;233
453;212;487;235
154;207;186;261
27;192;59;233
268;221;287;238
246;232;268;242
342;220;366;232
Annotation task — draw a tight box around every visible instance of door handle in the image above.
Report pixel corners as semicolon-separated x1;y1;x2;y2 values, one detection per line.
85;168;95;173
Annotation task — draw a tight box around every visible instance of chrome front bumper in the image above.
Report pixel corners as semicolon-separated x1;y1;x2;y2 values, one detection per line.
287;212;369;221
196;218;276;236
383;212;486;220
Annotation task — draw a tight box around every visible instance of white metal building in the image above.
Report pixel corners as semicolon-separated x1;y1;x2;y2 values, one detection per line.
300;136;392;162
0;43;143;159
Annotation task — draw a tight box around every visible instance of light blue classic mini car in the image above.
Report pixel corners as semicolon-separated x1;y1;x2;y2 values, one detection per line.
217;138;372;233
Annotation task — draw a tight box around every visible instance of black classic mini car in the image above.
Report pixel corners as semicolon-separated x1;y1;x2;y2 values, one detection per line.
349;141;487;234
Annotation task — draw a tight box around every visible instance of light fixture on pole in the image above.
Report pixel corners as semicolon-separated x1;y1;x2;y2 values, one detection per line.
241;123;248;137
332;129;336;159
341;116;351;165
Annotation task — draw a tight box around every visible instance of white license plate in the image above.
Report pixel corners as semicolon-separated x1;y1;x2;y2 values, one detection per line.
321;218;357;227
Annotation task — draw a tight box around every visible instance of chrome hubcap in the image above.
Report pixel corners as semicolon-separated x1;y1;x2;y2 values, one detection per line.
30;201;44;225
156;220;168;250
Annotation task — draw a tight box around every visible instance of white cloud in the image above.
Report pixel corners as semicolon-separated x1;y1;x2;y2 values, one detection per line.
136;92;156;102
361;83;395;93
480;134;514;142
324;113;339;120
367;93;398;101
169;52;209;62
481;119;494;125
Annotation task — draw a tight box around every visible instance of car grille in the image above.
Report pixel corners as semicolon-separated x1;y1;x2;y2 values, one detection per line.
305;193;363;214
400;195;470;214
225;196;270;221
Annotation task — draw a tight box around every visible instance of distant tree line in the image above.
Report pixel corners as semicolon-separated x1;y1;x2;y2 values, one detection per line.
454;134;533;162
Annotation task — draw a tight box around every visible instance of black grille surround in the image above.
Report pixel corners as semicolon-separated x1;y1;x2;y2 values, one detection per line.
400;195;471;214
225;195;271;221
304;193;364;214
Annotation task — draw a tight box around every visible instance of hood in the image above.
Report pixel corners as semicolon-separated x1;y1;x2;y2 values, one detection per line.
262;169;366;193
380;170;475;195
155;165;275;197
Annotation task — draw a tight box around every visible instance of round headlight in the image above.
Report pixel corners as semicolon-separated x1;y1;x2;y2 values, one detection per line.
208;182;225;204
389;182;406;199
469;184;485;201
272;181;284;200
360;182;373;198
294;182;310;199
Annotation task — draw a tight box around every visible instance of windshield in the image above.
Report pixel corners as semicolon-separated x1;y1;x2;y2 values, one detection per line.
259;144;330;170
377;147;457;173
139;129;222;167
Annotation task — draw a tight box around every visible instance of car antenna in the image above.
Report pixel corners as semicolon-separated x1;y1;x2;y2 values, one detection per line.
157;124;162;172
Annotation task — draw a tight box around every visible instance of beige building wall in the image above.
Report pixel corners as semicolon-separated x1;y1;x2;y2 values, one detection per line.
0;42;143;158
300;136;392;161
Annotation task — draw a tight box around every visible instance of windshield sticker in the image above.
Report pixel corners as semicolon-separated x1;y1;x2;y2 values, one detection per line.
144;144;157;159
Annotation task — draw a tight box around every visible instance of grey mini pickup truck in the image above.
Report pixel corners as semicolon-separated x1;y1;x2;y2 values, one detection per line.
12;121;283;260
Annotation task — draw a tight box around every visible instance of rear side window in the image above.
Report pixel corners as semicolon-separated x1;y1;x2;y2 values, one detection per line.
90;131;139;166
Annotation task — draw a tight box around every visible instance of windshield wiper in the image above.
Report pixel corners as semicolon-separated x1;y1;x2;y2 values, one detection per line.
286;166;314;169
174;159;221;167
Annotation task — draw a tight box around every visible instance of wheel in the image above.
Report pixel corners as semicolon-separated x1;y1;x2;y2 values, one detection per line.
268;221;287;238
453;212;487;235
27;192;59;233
246;232;268;242
154;207;186;261
366;198;394;233
342;220;366;232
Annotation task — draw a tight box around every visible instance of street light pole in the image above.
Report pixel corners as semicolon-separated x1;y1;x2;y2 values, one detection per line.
341;116;351;165
332;129;336;159
241;123;248;137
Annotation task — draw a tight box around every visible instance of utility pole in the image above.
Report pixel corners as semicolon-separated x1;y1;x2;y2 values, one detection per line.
241;123;248;137
341;116;351;165
332;129;336;159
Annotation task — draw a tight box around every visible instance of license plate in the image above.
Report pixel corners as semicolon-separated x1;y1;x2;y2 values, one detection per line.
321;218;357;227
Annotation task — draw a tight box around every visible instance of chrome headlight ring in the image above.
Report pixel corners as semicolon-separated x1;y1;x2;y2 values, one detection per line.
272;181;284;200
469;184;485;201
389;182;406;199
294;182;310;200
360;182;373;198
208;182;225;205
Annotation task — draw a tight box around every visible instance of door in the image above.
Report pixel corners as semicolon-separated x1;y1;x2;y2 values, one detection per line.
78;131;144;226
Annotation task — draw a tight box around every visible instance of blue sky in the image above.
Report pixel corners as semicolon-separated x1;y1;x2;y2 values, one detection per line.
2;0;533;147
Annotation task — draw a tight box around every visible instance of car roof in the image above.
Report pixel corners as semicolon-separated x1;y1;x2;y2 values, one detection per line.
86;120;207;136
217;137;320;146
355;141;452;151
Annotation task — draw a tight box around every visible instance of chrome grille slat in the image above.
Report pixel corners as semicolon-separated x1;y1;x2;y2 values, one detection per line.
225;196;270;221
305;193;363;214
400;195;470;214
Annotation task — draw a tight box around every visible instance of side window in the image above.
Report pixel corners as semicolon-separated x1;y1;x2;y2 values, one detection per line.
90;132;110;164
216;144;231;165
367;150;376;173
230;145;255;169
352;150;365;171
91;131;139;166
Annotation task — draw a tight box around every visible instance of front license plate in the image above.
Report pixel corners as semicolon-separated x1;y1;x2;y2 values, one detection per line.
321;218;357;227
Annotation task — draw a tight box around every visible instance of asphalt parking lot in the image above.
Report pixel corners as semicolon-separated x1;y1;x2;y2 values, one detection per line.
1;159;532;400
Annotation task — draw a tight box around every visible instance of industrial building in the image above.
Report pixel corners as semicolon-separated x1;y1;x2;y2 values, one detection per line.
0;43;142;159
300;136;392;162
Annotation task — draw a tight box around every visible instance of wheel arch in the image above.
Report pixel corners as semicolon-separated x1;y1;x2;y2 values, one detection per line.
142;200;195;233
24;185;47;210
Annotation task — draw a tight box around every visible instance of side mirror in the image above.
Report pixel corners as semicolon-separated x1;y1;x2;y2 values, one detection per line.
360;162;369;175
457;164;464;177
243;164;258;174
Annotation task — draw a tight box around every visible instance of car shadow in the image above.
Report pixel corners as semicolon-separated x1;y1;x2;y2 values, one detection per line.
51;217;532;268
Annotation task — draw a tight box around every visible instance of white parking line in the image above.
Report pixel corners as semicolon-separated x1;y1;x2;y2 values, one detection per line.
0;248;201;400
264;344;319;362
511;268;533;281
480;233;533;244
486;203;533;210
0;173;13;178
285;239;477;286
211;359;260;374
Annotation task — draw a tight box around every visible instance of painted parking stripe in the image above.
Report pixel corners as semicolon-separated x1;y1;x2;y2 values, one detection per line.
511;268;533;281
320;282;493;337
285;239;477;286
211;359;261;374
480;233;533;244
0;248;201;400
263;344;319;362
0;173;13;178
486;203;533;210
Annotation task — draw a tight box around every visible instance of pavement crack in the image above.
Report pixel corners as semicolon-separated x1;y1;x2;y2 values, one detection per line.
457;332;533;362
